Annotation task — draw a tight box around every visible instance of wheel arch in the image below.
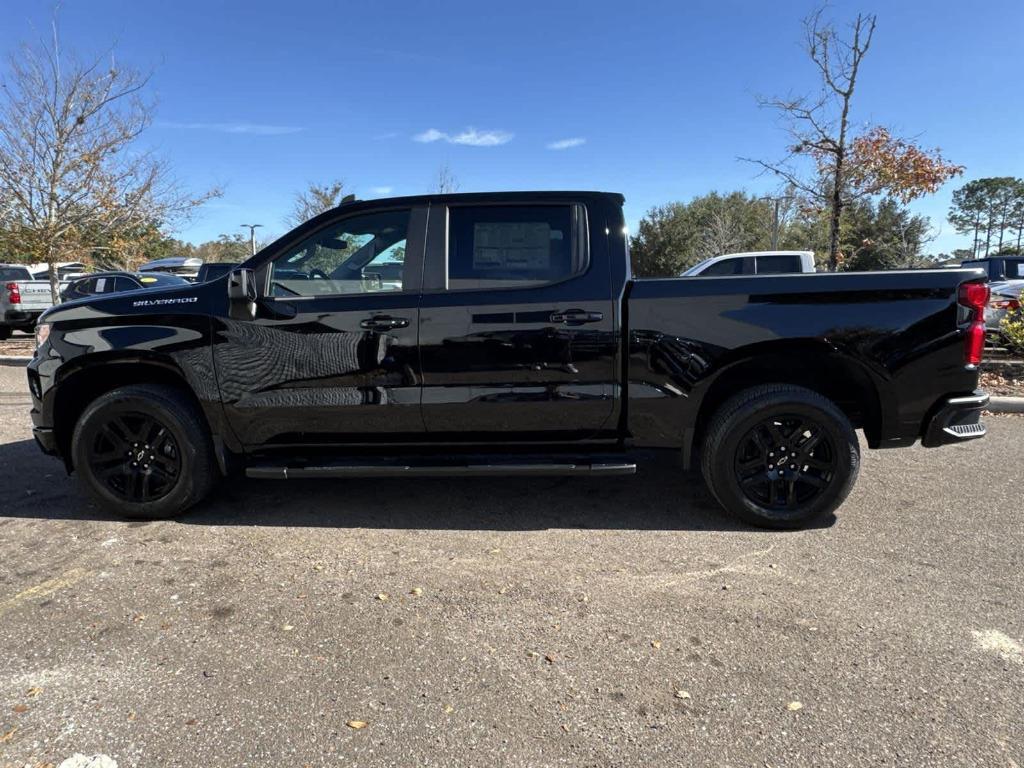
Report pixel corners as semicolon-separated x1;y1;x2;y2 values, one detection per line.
685;341;884;467
52;355;228;474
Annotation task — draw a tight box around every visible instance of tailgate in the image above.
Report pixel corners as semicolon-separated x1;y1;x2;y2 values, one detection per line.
12;281;55;311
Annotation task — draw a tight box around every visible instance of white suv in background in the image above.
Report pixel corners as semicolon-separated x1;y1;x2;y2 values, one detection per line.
681;250;816;277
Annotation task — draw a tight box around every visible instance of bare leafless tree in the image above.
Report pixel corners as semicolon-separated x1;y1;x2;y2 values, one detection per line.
0;18;218;301
745;8;876;271
286;179;348;228
696;210;746;260
434;163;459;194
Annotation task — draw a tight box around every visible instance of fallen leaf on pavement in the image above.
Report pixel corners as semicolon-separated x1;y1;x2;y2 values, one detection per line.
346;720;368;729
26;687;42;697
282;624;294;631
651;640;662;649
0;727;17;742
376;593;389;602
410;587;423;596
786;701;803;711
674;690;691;699
13;704;29;714
544;654;557;664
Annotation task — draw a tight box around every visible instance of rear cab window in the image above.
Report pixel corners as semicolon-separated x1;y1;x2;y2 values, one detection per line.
0;266;33;282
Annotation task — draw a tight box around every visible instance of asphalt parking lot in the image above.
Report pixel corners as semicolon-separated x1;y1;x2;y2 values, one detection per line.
0;364;1021;768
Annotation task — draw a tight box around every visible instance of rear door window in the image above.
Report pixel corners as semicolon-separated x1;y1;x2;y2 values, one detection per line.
756;255;803;274
1005;259;1024;279
446;205;585;290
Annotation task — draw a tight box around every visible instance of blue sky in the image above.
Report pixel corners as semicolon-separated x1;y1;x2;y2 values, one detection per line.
2;0;1022;253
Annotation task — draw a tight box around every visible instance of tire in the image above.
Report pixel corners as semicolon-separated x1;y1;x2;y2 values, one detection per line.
71;384;217;519
700;384;859;529
0;326;10;341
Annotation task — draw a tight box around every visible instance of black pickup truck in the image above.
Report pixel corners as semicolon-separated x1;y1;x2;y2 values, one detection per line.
27;191;990;528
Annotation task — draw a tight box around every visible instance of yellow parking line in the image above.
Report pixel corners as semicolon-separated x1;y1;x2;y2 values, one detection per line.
0;568;89;617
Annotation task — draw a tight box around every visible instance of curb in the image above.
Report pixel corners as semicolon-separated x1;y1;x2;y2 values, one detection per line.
988;396;1024;414
0;356;31;367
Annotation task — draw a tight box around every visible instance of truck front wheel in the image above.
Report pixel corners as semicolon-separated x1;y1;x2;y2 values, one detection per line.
71;384;217;519
700;384;860;529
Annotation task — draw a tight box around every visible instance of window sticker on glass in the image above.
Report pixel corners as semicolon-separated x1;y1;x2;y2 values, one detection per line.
140;276;158;284
95;278;107;292
473;222;554;271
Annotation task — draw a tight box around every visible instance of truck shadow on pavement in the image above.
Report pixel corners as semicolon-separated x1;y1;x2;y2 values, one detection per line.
0;438;836;532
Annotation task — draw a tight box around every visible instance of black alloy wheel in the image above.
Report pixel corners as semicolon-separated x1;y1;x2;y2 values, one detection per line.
71;384;217;519
89;412;182;503
733;414;836;510
700;384;859;529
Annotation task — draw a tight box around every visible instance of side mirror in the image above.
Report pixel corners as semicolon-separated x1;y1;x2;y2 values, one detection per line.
227;268;258;320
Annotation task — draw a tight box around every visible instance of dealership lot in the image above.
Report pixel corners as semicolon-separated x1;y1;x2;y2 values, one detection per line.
0;364;1021;767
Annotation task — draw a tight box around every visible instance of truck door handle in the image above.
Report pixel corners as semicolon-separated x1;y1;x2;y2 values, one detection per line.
550;309;603;325
359;315;410;331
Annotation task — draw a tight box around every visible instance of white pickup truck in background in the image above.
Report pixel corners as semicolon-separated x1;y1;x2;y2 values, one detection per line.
1;264;55;339
680;250;816;277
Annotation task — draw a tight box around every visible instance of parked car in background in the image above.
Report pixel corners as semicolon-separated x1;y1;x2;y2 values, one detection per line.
961;256;1024;327
681;250;816;277
139;256;204;281
1;264;54;339
986;289;1022;335
61;271;191;302
28;191;989;529
196;262;239;283
29;262;89;283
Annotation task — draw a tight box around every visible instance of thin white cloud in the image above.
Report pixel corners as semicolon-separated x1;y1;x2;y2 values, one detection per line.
547;137;586;150
414;128;447;143
161;121;303;136
369;186;394;195
413;127;513;147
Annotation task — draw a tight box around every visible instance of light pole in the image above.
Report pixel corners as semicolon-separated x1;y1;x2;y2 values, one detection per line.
240;224;263;256
760;196;794;250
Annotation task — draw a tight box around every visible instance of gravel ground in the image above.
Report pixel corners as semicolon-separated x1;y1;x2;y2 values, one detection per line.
0;365;1021;767
0;333;34;358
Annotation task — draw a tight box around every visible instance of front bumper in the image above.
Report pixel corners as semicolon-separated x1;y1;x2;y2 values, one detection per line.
921;391;989;447
33;425;57;455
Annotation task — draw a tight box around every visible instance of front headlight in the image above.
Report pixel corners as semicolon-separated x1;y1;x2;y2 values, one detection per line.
35;322;51;349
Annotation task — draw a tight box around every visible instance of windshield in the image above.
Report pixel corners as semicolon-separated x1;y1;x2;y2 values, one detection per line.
680;258;715;277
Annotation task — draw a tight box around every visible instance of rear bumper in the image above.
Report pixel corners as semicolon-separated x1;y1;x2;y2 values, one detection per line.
3;309;42;326
921;391;989;447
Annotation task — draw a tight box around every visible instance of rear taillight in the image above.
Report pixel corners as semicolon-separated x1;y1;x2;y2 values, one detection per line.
5;282;20;305
990;297;1021;311
958;280;990;367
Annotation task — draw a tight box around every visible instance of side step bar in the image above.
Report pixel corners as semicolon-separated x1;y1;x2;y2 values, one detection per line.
246;461;637;480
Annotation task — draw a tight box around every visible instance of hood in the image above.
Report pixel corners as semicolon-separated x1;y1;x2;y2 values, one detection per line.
40;281;205;325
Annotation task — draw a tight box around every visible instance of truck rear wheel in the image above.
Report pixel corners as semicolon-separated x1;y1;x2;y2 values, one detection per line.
700;384;859;529
71;384;217;519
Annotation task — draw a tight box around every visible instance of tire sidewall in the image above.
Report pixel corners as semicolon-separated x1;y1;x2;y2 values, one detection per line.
709;394;859;528
72;390;204;518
